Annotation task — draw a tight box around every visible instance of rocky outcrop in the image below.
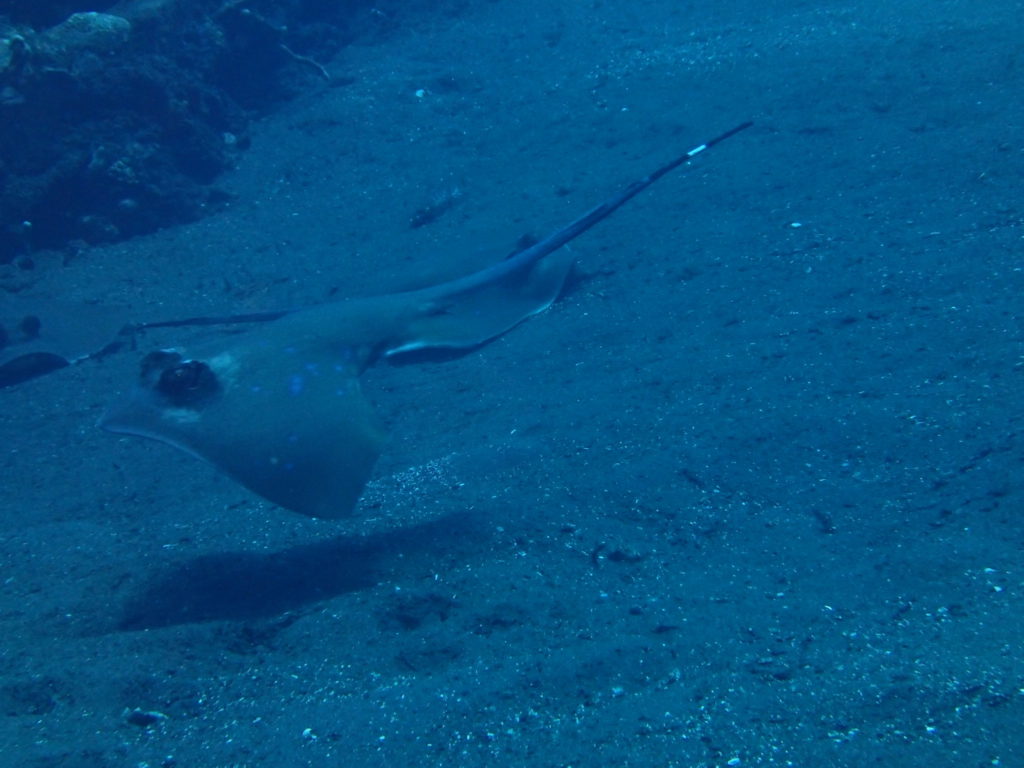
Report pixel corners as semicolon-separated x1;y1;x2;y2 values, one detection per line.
0;0;428;264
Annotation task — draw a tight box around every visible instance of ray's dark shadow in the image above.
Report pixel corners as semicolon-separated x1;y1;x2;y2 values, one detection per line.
118;511;478;631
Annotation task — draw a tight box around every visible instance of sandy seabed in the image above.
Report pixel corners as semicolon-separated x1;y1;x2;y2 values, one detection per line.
1;1;1022;766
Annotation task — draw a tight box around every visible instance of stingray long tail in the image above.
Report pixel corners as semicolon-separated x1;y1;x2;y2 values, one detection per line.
503;120;753;272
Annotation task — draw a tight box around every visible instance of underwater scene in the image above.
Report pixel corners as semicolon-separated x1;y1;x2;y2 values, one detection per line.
0;0;1021;766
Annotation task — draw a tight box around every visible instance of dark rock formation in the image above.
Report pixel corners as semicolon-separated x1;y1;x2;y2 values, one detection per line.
0;0;418;263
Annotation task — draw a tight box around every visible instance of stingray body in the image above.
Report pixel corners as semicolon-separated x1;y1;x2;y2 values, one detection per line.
101;122;752;517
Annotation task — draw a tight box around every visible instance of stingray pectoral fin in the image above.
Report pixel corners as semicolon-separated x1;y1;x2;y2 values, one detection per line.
204;381;385;519
386;249;573;355
101;348;386;518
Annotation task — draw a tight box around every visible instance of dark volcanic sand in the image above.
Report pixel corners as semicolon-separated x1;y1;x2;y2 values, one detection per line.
1;1;1022;766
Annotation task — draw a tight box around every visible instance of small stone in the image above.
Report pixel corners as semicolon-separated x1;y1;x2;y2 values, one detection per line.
125;708;169;727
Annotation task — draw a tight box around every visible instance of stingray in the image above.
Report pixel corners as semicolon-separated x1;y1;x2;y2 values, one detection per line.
100;122;752;517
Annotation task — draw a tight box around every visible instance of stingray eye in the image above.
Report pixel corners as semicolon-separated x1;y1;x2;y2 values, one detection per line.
156;360;219;407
